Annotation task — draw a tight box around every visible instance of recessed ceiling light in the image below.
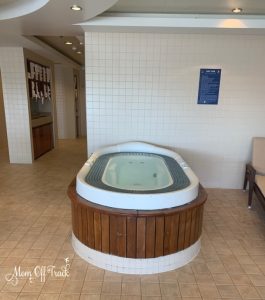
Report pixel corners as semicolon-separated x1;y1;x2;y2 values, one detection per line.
232;7;243;13
77;51;82;54
70;4;82;11
65;41;72;45
72;46;77;51
79;42;83;45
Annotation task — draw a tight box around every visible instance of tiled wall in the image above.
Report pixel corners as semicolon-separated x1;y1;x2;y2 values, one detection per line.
79;70;87;137
0;47;32;163
85;32;265;188
54;64;76;139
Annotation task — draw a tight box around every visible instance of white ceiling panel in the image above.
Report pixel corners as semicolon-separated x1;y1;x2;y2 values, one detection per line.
108;0;265;15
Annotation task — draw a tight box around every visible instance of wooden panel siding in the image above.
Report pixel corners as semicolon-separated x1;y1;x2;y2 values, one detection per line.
136;217;146;258
69;179;207;258
145;217;156;258
94;212;102;251
155;216;164;257
101;214;110;253
126;216;137;258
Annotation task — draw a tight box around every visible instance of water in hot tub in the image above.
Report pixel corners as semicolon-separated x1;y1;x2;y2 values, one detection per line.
102;154;173;191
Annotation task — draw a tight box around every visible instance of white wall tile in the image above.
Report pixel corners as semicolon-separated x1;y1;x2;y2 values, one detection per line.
85;32;265;188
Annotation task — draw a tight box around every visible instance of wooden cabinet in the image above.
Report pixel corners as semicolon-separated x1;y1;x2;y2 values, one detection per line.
32;123;53;159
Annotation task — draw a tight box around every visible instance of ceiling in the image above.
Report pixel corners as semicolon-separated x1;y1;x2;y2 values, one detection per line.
1;0;265;67
0;0;118;36
0;0;16;4
36;36;84;65
0;0;118;66
108;0;265;15
0;0;49;21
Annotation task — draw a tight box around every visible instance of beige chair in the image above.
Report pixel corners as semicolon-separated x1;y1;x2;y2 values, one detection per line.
243;137;265;209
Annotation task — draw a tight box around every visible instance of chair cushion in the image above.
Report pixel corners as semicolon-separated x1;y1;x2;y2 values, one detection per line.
252;137;265;174
255;175;265;197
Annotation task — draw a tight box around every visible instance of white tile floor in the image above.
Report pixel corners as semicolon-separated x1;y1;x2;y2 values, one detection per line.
0;139;265;299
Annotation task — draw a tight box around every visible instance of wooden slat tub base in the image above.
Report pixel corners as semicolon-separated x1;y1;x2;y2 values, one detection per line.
72;233;201;274
68;179;207;274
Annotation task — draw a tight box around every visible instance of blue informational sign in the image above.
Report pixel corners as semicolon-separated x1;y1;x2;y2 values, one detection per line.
197;69;221;105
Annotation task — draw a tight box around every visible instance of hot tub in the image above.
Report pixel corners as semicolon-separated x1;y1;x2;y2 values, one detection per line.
76;142;199;210
69;142;207;274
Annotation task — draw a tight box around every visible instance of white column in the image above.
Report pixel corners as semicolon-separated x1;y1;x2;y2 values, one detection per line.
0;47;32;163
54;64;76;139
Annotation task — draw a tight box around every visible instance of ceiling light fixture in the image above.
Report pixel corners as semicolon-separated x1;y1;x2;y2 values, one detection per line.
77;51;82;54
72;46;77;51
65;41;72;45
232;8;243;13
70;4;82;11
